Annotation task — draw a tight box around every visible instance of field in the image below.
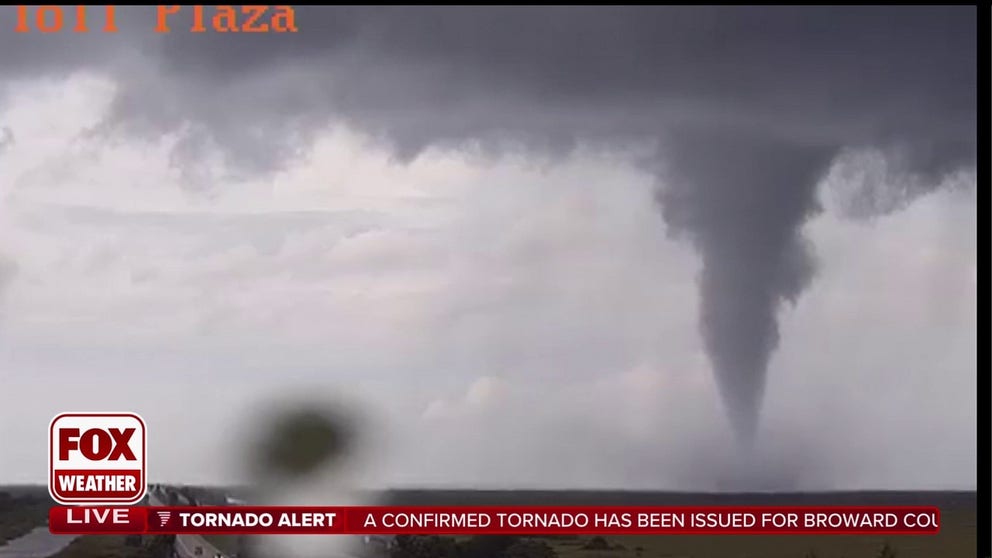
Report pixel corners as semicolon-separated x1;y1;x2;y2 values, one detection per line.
0;486;51;545
385;490;977;558
535;525;974;558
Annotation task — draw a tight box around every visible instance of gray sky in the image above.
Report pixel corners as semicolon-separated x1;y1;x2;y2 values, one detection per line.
0;6;977;492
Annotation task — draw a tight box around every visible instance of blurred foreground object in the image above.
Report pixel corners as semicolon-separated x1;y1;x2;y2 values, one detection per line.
251;406;354;480
237;395;387;558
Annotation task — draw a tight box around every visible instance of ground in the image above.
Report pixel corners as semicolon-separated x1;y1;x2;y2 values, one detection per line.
383;490;978;558
0;486;51;545
201;535;240;555
395;521;976;558
537;522;977;558
0;488;978;558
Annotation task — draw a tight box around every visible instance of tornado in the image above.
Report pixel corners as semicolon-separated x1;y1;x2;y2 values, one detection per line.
656;130;837;446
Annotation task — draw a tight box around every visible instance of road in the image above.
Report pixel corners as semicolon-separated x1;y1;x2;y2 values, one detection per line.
0;528;76;558
148;488;230;558
148;486;386;558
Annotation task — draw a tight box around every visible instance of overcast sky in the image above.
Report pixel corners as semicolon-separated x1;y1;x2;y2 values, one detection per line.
0;6;977;493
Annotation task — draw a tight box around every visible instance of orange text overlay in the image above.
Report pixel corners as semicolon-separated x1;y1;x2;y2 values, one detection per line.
12;5;298;33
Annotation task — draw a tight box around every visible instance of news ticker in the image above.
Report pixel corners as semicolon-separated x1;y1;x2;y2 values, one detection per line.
49;506;941;535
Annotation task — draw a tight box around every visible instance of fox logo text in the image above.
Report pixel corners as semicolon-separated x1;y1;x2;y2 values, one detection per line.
49;413;147;505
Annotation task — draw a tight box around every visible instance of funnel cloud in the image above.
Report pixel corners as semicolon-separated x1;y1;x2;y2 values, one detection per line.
656;132;836;444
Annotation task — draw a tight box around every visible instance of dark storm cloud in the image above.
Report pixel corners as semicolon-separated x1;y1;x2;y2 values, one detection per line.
142;6;974;151
0;7;149;73
5;7;972;170
0;6;976;447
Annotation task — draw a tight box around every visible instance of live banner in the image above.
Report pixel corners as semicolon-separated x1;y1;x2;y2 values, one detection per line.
49;506;940;535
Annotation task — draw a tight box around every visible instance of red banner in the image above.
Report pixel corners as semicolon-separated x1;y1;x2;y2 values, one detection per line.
49;505;941;535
